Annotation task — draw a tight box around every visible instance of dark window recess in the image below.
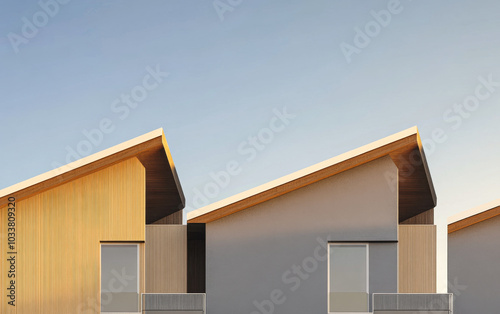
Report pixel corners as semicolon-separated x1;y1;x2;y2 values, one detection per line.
187;223;206;293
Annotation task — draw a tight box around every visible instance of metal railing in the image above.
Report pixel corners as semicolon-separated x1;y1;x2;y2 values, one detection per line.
142;293;206;313
373;293;453;313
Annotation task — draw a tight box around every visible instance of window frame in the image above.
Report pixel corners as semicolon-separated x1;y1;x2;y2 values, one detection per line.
100;243;141;313
327;243;370;314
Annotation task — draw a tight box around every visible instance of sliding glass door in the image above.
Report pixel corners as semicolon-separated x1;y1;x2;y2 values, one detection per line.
328;243;369;313
101;244;140;313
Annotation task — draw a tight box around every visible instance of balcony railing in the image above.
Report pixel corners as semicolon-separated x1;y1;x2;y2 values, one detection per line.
373;293;453;313
142;293;206;314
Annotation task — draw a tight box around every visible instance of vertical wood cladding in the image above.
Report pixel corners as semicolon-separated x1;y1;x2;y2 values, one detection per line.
400;208;434;225
398;225;437;293
151;209;183;225
145;225;187;293
187;223;206;293
0;158;145;314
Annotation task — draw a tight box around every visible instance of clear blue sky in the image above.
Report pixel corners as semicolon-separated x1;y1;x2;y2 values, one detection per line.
2;0;500;292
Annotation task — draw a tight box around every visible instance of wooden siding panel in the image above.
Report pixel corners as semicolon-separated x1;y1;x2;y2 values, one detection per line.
398;225;436;293
400;208;434;225
146;225;187;293
0;204;16;314
17;194;41;314
0;157;145;314
152;210;183;225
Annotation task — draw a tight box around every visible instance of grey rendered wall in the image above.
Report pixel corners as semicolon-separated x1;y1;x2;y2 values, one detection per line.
448;214;500;314
206;156;399;314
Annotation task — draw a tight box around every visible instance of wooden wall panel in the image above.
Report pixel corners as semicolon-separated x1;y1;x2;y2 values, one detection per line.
152;210;183;225
146;225;187;293
0;204;16;314
400;208;434;225
0;157;145;314
398;225;436;293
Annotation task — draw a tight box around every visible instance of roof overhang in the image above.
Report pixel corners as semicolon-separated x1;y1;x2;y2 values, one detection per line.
188;126;436;223
448;199;500;233
0;128;185;223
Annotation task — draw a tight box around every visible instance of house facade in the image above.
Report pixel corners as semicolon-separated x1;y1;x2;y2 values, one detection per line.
189;127;451;314
448;199;500;314
1;127;452;314
0;129;205;314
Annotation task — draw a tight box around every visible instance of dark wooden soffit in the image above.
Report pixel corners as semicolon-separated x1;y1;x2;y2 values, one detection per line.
0;131;185;223
389;135;437;222
448;205;500;234
188;129;437;224
139;136;185;223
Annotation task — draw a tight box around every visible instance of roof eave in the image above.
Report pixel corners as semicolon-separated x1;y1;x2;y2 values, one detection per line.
188;127;436;224
448;199;500;233
0;129;185;222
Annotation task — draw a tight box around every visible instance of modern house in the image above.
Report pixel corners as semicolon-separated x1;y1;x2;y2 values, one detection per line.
448;199;500;314
188;126;452;314
0;129;205;314
1;127;452;314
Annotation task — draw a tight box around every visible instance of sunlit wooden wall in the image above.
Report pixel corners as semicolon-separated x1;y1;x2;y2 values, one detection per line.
145;225;187;293
0;157;145;314
398;224;437;293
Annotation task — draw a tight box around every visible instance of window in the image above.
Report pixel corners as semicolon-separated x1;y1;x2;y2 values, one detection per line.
328;244;369;313
101;244;140;313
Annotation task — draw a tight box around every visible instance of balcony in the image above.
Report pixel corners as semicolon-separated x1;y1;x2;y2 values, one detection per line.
142;293;206;314
373;293;453;313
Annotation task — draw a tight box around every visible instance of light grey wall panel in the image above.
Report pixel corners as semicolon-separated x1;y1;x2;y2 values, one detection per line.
206;157;398;314
448;214;500;314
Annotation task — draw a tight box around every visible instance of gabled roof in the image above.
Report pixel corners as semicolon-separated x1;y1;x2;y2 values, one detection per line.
448;199;500;233
188;126;436;224
0;129;185;223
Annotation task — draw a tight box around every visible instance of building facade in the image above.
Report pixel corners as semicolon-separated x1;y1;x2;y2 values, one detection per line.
448;199;500;314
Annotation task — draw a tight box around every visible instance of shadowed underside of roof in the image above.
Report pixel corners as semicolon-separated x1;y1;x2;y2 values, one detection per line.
0;129;185;223
188;126;436;224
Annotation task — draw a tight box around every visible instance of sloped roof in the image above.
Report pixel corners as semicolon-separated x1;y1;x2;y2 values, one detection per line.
0;129;185;223
188;126;436;223
448;199;500;233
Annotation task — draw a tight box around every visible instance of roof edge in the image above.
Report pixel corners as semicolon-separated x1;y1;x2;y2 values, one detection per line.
188;126;428;223
415;129;437;207
447;198;500;233
0;128;164;202
160;129;186;207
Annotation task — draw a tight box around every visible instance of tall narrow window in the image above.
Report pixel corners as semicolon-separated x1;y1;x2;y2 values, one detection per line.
328;244;369;313
101;244;140;313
